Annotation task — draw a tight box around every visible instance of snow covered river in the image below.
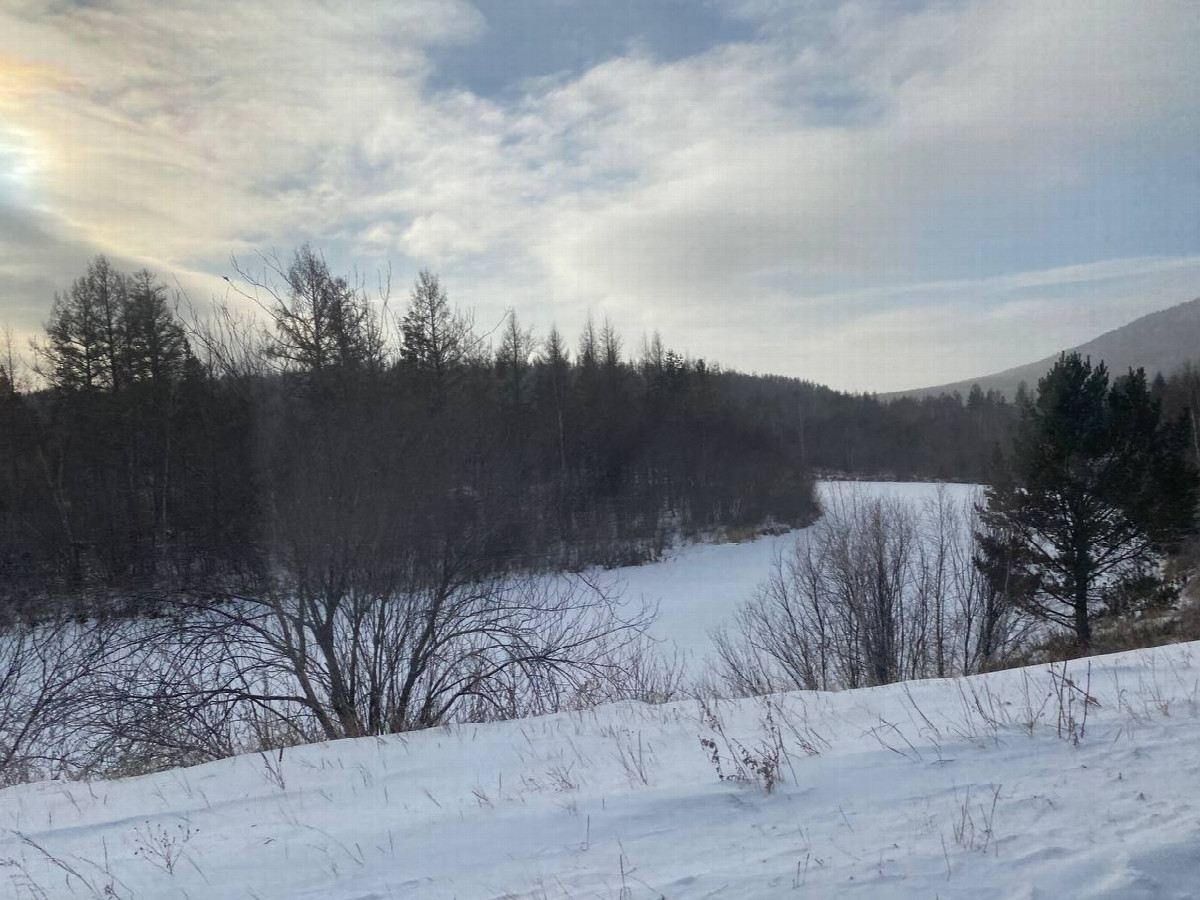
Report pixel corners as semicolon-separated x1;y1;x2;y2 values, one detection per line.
605;480;981;666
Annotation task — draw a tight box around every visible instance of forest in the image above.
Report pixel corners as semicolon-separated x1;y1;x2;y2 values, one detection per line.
0;250;1030;612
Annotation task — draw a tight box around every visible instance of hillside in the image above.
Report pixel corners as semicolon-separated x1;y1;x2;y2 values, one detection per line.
887;296;1200;401
3;642;1198;899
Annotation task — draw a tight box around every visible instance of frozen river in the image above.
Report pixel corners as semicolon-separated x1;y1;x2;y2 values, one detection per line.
604;480;982;666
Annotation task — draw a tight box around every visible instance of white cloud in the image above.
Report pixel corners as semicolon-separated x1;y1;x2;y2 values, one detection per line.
510;0;1200;385
1;0;1197;391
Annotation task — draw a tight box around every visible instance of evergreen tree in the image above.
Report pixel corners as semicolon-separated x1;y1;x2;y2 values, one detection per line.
978;353;1197;647
398;270;472;409
577;313;598;373
123;270;190;385
43;257;127;392
600;317;622;375
496;311;535;411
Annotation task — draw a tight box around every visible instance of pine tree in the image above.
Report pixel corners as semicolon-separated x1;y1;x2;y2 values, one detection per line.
978;353;1197;647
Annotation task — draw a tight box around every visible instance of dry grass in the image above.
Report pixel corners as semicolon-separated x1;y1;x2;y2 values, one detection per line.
996;595;1200;671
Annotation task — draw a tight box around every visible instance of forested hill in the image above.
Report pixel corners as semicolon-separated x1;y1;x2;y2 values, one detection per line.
0;252;1014;606
887;295;1200;401
723;372;1014;481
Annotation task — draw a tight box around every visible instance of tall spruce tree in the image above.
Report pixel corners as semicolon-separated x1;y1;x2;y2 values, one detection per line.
978;353;1197;647
398;270;472;410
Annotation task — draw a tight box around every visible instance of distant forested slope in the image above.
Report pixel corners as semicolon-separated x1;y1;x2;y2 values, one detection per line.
887;296;1200;401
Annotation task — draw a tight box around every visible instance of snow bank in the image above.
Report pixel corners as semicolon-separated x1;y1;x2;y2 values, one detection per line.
3;641;1197;899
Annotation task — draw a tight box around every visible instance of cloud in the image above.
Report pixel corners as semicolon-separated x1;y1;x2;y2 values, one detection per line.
0;1;483;256
512;0;1200;384
0;0;1197;391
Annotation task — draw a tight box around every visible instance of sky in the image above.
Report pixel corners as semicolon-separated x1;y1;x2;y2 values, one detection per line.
1;0;1198;393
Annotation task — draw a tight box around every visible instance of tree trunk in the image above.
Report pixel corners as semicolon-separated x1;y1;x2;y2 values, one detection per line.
1073;581;1091;649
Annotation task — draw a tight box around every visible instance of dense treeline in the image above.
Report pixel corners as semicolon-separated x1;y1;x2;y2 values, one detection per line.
1;251;825;608
1;260;257;605
9;250;1179;613
722;373;1016;482
1152;365;1200;469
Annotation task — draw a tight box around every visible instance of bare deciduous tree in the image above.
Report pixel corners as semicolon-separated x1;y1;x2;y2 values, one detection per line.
229;245;386;378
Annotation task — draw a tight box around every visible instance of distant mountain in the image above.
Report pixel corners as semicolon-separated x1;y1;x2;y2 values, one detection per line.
885;296;1200;401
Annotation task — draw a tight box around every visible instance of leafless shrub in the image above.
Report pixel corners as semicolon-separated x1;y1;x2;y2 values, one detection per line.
0;619;113;785
59;552;651;763
711;485;1033;696
0;526;664;787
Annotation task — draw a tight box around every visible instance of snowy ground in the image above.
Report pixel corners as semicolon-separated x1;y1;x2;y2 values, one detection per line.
4;642;1199;899
615;481;980;663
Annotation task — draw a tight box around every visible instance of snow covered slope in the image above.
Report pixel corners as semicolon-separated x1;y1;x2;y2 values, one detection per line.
4;643;1198;899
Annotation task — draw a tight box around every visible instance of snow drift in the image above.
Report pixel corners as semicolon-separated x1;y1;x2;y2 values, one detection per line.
3;641;1198;899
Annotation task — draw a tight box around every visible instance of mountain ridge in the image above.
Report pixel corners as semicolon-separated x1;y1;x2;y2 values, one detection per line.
884;295;1200;400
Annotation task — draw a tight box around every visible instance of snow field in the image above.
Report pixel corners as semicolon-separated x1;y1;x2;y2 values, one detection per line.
3;642;1199;899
